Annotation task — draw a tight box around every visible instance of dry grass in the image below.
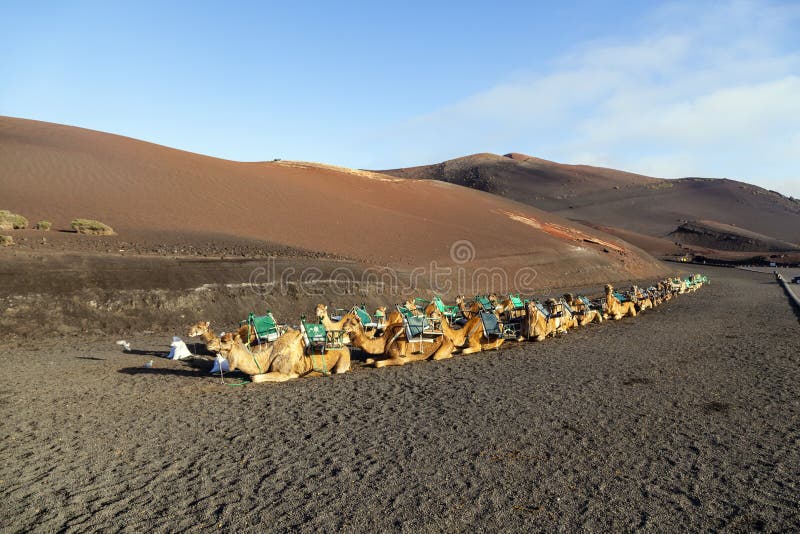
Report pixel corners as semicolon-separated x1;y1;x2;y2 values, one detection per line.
71;218;115;236
0;235;14;246
0;210;28;230
34;220;52;231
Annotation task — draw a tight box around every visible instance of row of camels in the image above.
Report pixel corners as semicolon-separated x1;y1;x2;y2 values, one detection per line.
187;275;707;383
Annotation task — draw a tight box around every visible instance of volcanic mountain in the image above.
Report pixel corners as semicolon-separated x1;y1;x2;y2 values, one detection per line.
0;117;665;287
379;153;800;261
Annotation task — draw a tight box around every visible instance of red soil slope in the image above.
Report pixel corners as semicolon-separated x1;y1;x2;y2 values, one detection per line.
0;117;665;284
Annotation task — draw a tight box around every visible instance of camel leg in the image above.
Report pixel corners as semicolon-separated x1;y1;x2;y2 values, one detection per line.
333;357;350;374
481;338;504;351
330;350;351;374
460;334;483;355
251;372;299;383
374;358;406;368
431;339;454;360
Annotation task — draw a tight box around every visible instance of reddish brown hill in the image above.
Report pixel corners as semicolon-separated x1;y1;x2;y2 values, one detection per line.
378;153;800;256
0;117;665;286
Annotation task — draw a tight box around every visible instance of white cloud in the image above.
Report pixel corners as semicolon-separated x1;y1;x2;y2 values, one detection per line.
369;0;800;197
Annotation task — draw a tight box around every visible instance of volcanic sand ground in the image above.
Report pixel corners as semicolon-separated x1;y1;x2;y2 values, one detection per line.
1;266;799;532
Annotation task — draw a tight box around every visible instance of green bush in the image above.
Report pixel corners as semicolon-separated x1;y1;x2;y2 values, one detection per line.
0;235;14;247
0;210;28;230
34;220;52;231
71;218;116;236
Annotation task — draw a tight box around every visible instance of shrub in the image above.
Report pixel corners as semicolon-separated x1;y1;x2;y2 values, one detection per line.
34;220;52;231
71;218;116;236
0;235;14;247
0;210;28;229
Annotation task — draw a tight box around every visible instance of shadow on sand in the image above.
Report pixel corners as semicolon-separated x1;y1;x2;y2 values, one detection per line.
124;349;170;357
117;356;218;376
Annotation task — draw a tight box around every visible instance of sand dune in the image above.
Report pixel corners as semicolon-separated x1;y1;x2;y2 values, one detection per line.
378;153;800;257
0;117;663;283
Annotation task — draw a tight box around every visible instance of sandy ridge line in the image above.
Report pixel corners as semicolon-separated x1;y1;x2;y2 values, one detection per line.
269;160;404;182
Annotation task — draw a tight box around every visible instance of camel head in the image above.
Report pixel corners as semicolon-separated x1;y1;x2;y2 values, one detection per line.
217;332;236;355
341;314;362;334
487;294;504;312
187;320;211;338
315;304;328;321
604;284;614;294
455;295;465;305
563;293;574;305
402;299;422;316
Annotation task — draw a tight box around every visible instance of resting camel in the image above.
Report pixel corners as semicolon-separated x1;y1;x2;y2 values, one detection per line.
604;284;638;320
376;332;455;367
217;329;350;382
455;295;477;319
341;315;404;358
187;321;222;353
563;294;603;326
315;304;360;331
371;303;411;332
631;286;654;312
657;280;673;302
437;311;507;354
549;298;579;331
188;320;274;352
670;277;687;294
522;300;563;341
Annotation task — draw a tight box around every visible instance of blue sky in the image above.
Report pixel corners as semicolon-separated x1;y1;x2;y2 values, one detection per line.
1;0;799;196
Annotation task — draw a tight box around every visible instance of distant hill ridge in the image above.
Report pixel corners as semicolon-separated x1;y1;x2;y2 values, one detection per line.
377;152;800;258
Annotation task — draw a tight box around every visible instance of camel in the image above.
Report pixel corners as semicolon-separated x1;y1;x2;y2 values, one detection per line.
646;286;663;307
315;304;360;331
547;298;578;331
670;277;687;294
630;285;653;312
400;298;424;316
657;280;673;301
522;300;560;341
348;309;455;367
188;317;283;353
563;294;603;326
604;284;637;320
455;295;478;319
341;315;405;357
187;321;222;353
372;304;409;332
217;329;350;382
376;332;454;367
437;311;507;354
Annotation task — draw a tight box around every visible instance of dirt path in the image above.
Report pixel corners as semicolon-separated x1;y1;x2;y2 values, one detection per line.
1;266;799;531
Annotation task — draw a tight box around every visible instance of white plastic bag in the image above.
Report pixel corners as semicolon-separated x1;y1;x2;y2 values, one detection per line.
209;355;230;373
168;337;193;360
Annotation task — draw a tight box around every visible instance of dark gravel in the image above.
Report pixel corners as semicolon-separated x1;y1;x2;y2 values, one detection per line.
2;265;799;532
